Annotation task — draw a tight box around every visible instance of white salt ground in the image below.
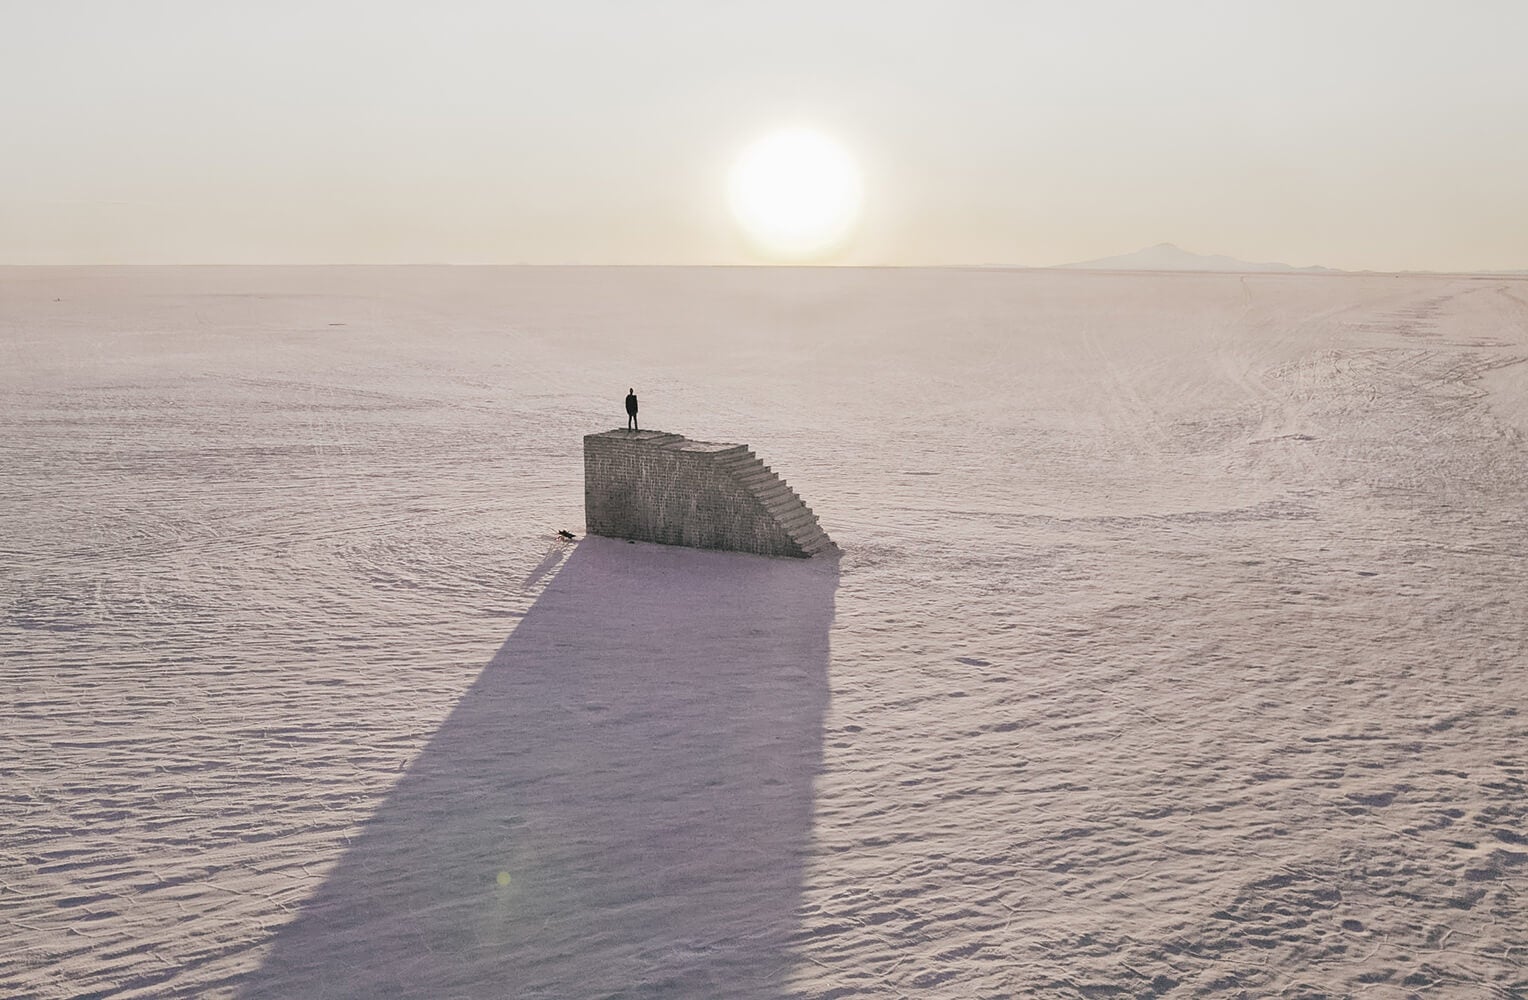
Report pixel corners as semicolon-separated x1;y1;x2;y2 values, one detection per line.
1;266;1525;998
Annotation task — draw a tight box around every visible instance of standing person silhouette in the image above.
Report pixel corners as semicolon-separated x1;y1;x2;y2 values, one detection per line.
625;388;639;431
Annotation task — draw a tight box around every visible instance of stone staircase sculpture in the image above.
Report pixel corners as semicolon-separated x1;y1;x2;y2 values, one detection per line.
583;429;838;558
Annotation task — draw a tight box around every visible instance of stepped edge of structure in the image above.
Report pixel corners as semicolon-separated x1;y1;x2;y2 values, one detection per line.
711;444;838;557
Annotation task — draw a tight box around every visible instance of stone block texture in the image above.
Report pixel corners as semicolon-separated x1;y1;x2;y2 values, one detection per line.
584;429;838;558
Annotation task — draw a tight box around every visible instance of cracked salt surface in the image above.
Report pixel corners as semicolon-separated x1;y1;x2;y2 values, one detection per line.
2;266;1526;998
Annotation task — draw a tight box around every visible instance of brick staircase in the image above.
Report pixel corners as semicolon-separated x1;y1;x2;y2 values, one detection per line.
714;446;838;557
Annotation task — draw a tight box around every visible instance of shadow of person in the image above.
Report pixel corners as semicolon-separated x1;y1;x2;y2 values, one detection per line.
241;536;837;999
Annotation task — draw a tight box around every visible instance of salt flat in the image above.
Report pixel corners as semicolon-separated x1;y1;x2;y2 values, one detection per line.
2;266;1525;998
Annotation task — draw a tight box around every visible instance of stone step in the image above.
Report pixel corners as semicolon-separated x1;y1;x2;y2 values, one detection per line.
765;503;810;525
775;509;818;533
755;483;796;503
764;492;808;513
761;489;805;510
792;532;832;556
797;537;831;557
762;483;802;501
795;519;832;540
773;500;813;520
762;491;806;510
794;516;831;541
789;522;825;544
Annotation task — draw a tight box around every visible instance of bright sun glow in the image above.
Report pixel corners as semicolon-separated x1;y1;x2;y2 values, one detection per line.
727;128;864;260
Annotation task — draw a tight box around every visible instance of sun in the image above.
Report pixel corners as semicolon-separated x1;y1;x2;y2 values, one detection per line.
727;128;864;260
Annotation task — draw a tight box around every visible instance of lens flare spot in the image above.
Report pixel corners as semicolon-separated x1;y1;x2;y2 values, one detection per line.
496;871;512;888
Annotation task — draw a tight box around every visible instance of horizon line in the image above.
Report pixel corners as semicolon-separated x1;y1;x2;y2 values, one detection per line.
3;262;1527;277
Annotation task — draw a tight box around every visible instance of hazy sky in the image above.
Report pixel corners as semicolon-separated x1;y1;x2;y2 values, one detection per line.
3;1;1525;270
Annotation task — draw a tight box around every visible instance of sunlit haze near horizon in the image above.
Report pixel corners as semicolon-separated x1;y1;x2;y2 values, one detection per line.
2;0;1525;271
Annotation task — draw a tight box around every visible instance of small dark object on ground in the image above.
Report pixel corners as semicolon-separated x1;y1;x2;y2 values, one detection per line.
557;529;576;540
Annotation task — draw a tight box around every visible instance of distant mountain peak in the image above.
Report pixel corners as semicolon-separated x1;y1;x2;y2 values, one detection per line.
1059;244;1335;273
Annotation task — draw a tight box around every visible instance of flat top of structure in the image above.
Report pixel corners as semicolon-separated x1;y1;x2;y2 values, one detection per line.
586;429;742;453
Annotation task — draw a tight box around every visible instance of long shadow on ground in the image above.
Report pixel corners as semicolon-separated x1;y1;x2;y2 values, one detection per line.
241;536;837;999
